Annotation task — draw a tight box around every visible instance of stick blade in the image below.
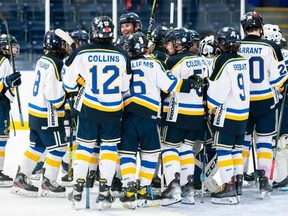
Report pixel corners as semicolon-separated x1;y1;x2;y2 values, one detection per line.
55;28;74;46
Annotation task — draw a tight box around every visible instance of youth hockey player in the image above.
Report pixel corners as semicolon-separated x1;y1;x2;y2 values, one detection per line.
63;16;132;210
119;12;142;36
118;32;202;209
61;29;90;185
206;27;250;205
262;24;288;190
0;34;21;187
161;27;207;206
11;30;68;198
240;11;288;198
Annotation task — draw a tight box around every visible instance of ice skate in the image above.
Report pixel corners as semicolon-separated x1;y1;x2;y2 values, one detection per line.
273;177;288;191
243;172;256;187
96;178;114;210
61;169;73;187
41;175;66;198
68;178;85;210
11;169;38;197
181;175;195;205
137;185;161;207
120;181;137;210
151;175;161;189
257;170;272;199
0;170;13;187
161;172;182;206
111;176;122;198
211;181;238;205
30;162;45;181
86;170;97;188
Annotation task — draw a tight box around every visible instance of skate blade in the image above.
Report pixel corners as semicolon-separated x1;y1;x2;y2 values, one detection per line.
122;201;137;210
137;199;160;208
41;190;66;198
11;187;38;197
161;194;182;206
211;197;238;205
260;190;271;199
97;201;112;210
71;200;81;210
181;196;195;205
0;181;13;188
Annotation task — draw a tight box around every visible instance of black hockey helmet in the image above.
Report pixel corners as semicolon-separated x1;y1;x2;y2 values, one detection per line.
120;32;147;58
241;11;264;31
165;27;189;52
119;12;142;30
0;34;20;58
151;25;169;46
90;16;114;43
215;27;241;52
70;30;89;44
186;29;200;48
43;30;67;59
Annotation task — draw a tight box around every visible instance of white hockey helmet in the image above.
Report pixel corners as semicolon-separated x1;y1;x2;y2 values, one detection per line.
262;24;282;45
199;35;216;58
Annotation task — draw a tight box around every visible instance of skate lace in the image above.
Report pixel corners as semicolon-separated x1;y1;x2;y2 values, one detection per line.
50;180;61;188
23;175;34;186
147;186;155;199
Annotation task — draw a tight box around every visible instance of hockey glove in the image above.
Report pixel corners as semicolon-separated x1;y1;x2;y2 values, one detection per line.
4;71;21;88
188;74;203;90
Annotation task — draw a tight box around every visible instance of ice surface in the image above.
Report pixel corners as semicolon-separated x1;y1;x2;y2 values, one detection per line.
1;131;287;216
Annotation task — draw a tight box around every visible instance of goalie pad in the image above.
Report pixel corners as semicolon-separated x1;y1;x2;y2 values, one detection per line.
194;145;218;192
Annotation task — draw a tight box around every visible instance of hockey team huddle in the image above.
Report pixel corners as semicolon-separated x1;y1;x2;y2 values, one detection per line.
0;9;288;211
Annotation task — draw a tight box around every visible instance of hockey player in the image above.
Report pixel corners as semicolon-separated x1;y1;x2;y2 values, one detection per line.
240;11;288;197
0;34;21;187
63;16;132;210
11;30;68;198
199;35;217;76
206;27;250;205
262;24;288;189
118;32;202;209
61;29;90;185
148;25;169;63
161;27;207;206
118;12;142;36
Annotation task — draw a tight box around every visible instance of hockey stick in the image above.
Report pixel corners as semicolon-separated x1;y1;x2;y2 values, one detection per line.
55;28;76;51
146;0;157;41
0;13;24;127
201;128;207;203
251;132;258;187
169;0;175;29
270;85;288;180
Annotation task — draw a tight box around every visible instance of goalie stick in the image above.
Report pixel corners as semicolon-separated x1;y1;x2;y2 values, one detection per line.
0;13;24;127
270;85;288;180
146;0;157;42
55;28;76;51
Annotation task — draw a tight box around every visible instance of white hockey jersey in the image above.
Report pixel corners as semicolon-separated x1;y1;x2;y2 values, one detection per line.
207;52;250;135
163;50;207;130
239;35;288;111
123;56;191;120
62;43;131;124
0;54;15;101
28;54;66;130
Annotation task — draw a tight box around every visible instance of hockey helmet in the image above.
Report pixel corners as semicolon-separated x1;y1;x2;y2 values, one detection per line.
241;11;264;31
186;29;201;49
262;24;282;45
199;35;216;58
119;12;142;30
70;30;89;44
0;34;20;58
215;27;241;52
90;16;114;42
43;30;67;58
120;32;147;58
165;27;189;53
151;25;169;46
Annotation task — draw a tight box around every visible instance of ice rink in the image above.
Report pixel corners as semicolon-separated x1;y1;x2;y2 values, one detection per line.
0;131;287;216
